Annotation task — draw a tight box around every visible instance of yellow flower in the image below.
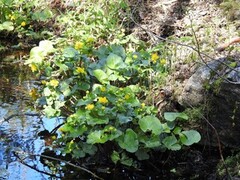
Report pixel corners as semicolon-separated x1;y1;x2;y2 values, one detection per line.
133;54;138;59
86;104;94;110
86;37;95;43
29;88;38;100
100;86;106;92
151;52;159;63
76;67;86;74
160;59;166;65
10;15;15;21
98;97;108;104
29;63;38;72
125;94;130;100
49;79;59;88
74;41;84;50
141;103;145;108
21;21;26;27
109;126;114;131
41;80;47;85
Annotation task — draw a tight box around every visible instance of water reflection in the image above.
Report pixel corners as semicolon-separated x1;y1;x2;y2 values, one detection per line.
0;52;60;180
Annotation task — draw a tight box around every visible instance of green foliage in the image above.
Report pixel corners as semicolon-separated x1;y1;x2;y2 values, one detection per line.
220;0;240;20
26;38;201;166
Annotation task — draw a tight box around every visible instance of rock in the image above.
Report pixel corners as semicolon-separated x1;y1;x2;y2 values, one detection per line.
179;57;240;147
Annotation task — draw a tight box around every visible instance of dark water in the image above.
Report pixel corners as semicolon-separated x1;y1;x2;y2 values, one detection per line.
0;52;60;180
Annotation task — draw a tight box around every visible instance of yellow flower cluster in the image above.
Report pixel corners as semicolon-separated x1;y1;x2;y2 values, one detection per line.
132;54;138;59
29;88;38;100
86;37;94;43
160;59;166;65
100;86;106;92
49;79;59;88
29;63;38;72
125;94;130;100
151;52;159;63
86;104;94;110
76;67;86;74
9;14;15;21
98;97;108;104
21;21;26;27
74;41;84;50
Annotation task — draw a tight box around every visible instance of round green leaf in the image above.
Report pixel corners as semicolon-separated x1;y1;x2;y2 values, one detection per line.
106;53;126;69
163;135;181;151
87;130;108;144
93;69;109;84
139;116;162;135
180;130;201;146
118;129;139;153
164;112;189;122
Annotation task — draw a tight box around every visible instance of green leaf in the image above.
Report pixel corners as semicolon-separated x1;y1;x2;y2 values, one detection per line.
0;21;14;31
72;149;85;158
180;130;201;146
164;112;189;122
139;135;161;148
135;149;149;160
106;53;126;70
86;115;109;125
43;105;58;117
163;135;181;151
229;62;237;68
39;40;55;54
82;143;97;155
87;130;108;144
63;47;79;59
93;69;109;84
117;114;132;124
43;87;52;96
110;45;126;58
60;81;71;96
29;46;45;63
55;61;69;71
139;116;162;135
118;129;139;153
120;152;133;166
111;151;120;164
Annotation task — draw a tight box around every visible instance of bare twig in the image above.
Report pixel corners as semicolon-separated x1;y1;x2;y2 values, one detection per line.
14;152;61;178
14;150;104;180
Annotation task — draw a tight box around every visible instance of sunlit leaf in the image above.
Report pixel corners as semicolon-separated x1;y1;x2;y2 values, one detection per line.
87;130;108;144
39;40;55;54
106;53;126;69
93;69;109;84
0;21;14;31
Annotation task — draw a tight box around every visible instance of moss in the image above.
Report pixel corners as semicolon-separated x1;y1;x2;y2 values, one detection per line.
217;152;240;178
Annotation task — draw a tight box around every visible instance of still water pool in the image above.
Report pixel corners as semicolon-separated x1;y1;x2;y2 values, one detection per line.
0;52;60;180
